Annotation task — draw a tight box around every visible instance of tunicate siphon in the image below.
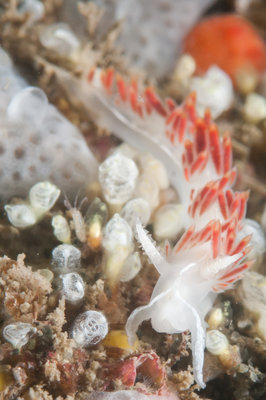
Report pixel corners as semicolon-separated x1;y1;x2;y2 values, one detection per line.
52;244;81;271
71;310;108;346
99;153;139;206
3;322;36;349
61;272;85;303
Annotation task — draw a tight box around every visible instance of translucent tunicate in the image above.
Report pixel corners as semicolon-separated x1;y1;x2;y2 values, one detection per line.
61;272;85;303
0;47;12;67
121;198;151;229
243;93;266;124
120;252;142;282
99;153;139;205
7;87;48;126
139;154;169;190
134;174;159;211
153;204;184;241
40;23;80;56
3;322;36;349
205;330;229;356
84;197;108;250
52;215;71;243
52;244;81;271
5;204;37;228
37;268;54;283
71;310;108;346
102;214;133;254
18;0;45;22
29;181;61;217
240;218;265;265
190;66;233;119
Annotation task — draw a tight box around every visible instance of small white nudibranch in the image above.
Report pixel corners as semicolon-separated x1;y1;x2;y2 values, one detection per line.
71;310;108;347
52;214;71;244
99;153;139;206
52;244;81;271
61;272;85;303
3;322;36;349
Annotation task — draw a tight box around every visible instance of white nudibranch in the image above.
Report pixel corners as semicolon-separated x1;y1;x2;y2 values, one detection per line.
71;310;108;347
3;322;36;349
45;64;253;388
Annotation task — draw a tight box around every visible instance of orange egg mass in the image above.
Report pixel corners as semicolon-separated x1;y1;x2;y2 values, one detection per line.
184;14;266;83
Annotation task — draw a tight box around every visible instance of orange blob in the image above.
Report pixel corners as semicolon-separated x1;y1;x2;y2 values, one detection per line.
184;14;266;83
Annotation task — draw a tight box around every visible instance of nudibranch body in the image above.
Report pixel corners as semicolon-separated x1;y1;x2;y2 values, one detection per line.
51;64;252;388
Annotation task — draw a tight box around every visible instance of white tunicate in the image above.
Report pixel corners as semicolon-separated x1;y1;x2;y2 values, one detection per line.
139;153;169;190
52;244;81;271
239;218;265;265
99;153;139;205
7;87;48;126
18;0;45;22
40;23;80;56
90;390;174;400
5;204;37;228
189;66;234;119
3;322;36;349
52;214;71;243
153;204;184;241
121;198;151;229
61;272;85;303
134;174;159;211
206;330;229;356
102;214;133;254
71;310;108;346
174;54;196;82
120;252;142;282
243;93;266;124
29;181;60;216
37;268;54;283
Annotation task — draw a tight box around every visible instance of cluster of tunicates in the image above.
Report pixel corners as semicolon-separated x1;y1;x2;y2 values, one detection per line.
5;181;60;228
0;47;98;200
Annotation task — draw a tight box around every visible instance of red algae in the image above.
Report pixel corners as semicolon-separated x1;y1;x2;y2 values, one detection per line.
184;14;266;83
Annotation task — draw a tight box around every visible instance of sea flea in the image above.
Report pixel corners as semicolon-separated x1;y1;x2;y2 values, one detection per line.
8;60;253;388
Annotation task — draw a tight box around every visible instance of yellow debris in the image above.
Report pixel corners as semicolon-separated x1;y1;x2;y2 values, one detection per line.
103;330;139;351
